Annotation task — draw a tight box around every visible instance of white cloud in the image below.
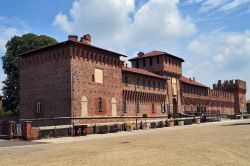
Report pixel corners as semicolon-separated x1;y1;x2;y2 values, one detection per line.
130;0;196;43
0;16;29;52
185;30;250;98
53;12;72;33
187;0;250;13
220;0;250;11
53;0;196;48
53;0;135;47
0;16;29;96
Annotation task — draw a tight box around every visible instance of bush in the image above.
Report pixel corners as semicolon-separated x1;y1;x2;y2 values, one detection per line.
195;112;201;117
0;108;15;116
177;114;185;118
142;114;148;118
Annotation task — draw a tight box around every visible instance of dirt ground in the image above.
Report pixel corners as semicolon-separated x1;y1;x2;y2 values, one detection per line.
1;120;250;166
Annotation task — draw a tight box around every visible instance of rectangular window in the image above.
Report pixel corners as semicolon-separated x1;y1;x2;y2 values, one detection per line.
158;81;161;91
123;99;127;113
136;102;140;113
36;102;42;113
149;57;153;66
143;58;146;67
137;78;140;87
172;78;177;96
136;60;139;68
148;80;151;89
125;75;128;86
98;98;103;112
153;81;156;90
95;68;103;83
157;56;160;64
152;103;155;113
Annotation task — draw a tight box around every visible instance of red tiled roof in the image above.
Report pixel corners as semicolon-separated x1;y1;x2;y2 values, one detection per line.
128;51;184;62
18;40;127;57
122;67;165;79
180;76;208;88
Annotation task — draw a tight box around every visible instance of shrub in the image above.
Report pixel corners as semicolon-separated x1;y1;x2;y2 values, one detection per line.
177;114;185;118
0;108;15;116
195;112;201;117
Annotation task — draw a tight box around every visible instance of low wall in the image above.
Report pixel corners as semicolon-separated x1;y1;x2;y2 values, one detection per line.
0;115;18;135
0;115;18;122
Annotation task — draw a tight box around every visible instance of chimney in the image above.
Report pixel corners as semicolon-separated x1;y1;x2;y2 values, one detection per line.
193;77;195;81
125;63;128;68
137;52;144;57
68;35;78;41
80;34;91;44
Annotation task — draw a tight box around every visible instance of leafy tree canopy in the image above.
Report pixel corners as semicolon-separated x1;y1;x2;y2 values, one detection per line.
1;33;58;114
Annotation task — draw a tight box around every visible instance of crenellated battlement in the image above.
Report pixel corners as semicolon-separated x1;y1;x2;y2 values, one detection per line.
213;79;247;93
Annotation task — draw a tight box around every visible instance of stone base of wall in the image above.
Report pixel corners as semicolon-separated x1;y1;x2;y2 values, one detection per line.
13;115;225;140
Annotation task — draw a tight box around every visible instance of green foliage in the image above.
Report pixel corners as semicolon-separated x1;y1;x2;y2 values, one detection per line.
1;33;58;113
0;107;14;116
177;113;185;118
142;114;148;118
195;112;201;117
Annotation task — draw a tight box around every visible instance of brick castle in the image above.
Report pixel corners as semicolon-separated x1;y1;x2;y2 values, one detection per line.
18;34;247;129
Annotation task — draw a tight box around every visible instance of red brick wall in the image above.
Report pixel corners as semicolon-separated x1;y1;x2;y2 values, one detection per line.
19;44;72;121
122;70;168;117
180;81;238;115
70;44;124;124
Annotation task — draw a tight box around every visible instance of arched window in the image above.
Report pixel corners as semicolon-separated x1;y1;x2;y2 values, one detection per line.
98;97;103;112
112;98;117;116
81;95;88;117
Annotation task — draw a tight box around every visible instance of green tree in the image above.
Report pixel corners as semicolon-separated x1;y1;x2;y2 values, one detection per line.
1;33;58;114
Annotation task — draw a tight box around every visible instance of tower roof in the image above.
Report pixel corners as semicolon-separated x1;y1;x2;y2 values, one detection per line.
128;51;184;62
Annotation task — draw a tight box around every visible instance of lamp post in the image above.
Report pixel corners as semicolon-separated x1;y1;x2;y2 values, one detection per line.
135;85;138;130
71;70;79;136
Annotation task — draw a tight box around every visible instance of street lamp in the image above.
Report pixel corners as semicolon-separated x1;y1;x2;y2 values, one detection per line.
71;70;79;136
135;85;138;130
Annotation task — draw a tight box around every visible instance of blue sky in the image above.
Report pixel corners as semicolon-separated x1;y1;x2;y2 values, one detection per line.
0;0;250;98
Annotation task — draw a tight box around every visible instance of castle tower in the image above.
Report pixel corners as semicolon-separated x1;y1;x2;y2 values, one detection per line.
234;80;247;114
128;51;184;114
213;79;247;115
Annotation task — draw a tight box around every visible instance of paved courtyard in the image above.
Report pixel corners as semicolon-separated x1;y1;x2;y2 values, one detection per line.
1;119;250;166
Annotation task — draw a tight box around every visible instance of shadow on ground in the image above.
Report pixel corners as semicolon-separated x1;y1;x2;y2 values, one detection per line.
221;122;250;126
0;139;47;147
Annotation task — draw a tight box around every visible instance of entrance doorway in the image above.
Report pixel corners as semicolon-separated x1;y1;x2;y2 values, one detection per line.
173;98;178;114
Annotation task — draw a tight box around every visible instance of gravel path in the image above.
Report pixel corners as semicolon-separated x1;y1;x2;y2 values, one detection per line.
0;119;250;166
